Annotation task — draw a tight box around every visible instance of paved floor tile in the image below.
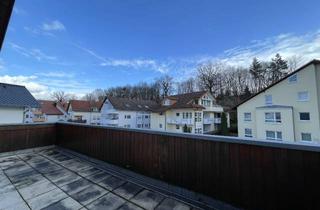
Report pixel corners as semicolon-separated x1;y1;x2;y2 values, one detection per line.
0;156;20;169
4;162;34;177
77;166;103;177
98;176;126;191
86;192;126;210
60;178;92;195
156;198;191;210
114;182;143;199
45;169;81;187
1;201;30;210
0;190;26;209
18;179;57;200
86;171;111;183
41;197;83;210
27;188;68;210
61;160;91;172
69;184;107;206
131;189;165;209
118;202;144;210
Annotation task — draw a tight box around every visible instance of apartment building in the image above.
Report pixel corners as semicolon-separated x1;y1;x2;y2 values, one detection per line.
32;100;69;123
67;100;103;124
151;91;226;134
100;97;157;129
237;59;320;143
0;83;39;124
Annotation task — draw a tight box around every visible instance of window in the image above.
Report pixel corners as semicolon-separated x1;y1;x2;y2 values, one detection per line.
244;112;251;122
145;124;150;128
195;112;202;122
288;74;297;83
124;124;130;128
266;131;282;141
195;128;202;134
301;133;312;141
265;112;281;123
244;128;252;137
176;113;180;117
137;124;142;128
299;112;310;121
265;95;272;105
145;115;149;119
201;99;211;107
183;112;192;119
176;125;180;129
298;91;309;101
159;124;162;128
125;115;131;119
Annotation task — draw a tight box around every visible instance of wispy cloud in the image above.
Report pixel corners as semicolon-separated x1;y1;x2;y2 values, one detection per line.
75;44;169;73
42;20;66;31
13;8;27;15
35;71;74;78
9;42;57;61
24;26;55;37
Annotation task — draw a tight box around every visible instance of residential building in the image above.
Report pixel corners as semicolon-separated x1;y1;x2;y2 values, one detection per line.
237;59;320;143
0;83;39;124
151;91;226;134
67;100;103;124
100;97;157;129
32;100;69;123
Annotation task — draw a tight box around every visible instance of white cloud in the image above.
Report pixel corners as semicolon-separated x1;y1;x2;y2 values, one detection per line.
42;20;66;31
9;42;57;61
24;26;55;37
13;8;27;15
35;71;74;78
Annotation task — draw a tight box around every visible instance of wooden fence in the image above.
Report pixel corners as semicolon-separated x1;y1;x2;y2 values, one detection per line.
56;123;320;210
0;123;56;153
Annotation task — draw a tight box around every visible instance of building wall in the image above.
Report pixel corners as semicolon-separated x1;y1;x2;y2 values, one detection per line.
238;63;320;143
150;113;166;131
46;115;64;123
0;107;24;124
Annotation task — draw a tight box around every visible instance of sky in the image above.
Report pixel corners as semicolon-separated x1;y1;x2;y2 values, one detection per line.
0;0;320;99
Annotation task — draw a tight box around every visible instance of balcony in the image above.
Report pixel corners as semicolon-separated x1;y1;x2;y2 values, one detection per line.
0;123;319;210
203;118;214;124
166;118;193;125
102;119;119;125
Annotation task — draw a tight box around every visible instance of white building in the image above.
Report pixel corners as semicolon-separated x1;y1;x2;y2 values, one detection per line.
0;83;40;124
32;100;69;123
67;100;103;125
150;91;227;134
100;97;157;129
237;59;320;143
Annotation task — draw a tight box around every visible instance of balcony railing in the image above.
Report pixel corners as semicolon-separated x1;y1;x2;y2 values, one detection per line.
166;118;193;125
1;122;320;210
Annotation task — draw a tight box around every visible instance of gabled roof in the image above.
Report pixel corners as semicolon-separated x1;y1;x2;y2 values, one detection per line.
0;0;14;50
0;83;39;108
68;100;103;112
154;91;207;112
38;100;63;115
235;59;320;108
106;97;159;112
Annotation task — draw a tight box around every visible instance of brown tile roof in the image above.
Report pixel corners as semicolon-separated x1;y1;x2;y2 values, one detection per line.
38;100;63;115
154;91;207;112
68;100;104;112
235;59;320;108
106;97;159;112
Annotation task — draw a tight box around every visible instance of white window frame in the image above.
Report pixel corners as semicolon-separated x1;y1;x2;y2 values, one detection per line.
297;91;309;102
288;74;297;84
265;112;281;123
244;128;253;138
265;95;272;105
244;112;251;122
266;130;282;141
301;133;312;142
299;112;310;121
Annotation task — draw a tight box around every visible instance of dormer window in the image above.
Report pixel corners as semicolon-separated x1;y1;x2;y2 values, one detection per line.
163;99;171;106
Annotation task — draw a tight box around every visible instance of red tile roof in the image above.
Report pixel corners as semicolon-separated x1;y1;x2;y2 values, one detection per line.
68;100;103;112
38;100;63;115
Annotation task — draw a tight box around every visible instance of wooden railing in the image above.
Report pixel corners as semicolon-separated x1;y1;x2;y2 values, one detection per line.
56;123;320;210
0;123;56;153
1;122;320;209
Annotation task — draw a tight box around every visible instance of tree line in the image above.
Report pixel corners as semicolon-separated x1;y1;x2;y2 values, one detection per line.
51;54;302;107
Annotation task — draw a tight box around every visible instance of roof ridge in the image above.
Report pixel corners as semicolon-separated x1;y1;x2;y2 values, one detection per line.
0;82;25;88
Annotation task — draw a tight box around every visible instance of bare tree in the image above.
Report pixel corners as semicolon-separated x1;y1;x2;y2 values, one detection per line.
155;75;174;97
287;55;304;72
197;62;225;97
177;78;196;94
51;91;69;102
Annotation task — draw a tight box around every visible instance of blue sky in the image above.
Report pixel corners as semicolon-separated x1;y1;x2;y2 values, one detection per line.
1;0;320;98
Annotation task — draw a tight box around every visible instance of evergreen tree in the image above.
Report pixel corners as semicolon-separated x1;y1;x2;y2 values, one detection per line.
268;54;288;84
249;57;264;92
221;112;229;135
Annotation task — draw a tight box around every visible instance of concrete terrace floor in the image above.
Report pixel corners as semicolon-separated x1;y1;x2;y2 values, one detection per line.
0;147;202;210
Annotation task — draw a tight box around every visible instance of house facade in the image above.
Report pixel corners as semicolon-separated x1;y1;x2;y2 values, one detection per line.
237;59;320;143
32;100;69;123
67;100;103;125
151;91;226;134
0;83;39;124
100;97;156;129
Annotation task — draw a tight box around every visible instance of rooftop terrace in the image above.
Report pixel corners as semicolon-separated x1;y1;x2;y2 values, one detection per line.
0;122;320;210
